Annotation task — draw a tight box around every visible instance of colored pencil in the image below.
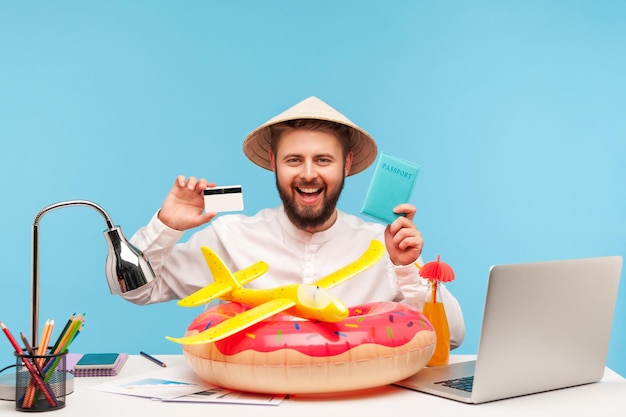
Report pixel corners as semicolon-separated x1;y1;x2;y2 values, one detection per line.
20;332;40;407
42;314;84;377
21;319;54;408
0;322;57;408
48;314;74;354
20;332;55;408
37;319;54;361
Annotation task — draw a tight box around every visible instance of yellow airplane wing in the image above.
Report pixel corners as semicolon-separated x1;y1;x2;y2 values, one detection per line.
313;239;385;290
177;282;234;307
177;247;269;307
166;298;295;345
233;261;269;285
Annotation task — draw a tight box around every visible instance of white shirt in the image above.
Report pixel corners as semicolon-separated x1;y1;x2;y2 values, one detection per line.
124;205;465;348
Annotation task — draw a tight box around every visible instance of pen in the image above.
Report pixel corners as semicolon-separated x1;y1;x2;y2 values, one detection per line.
140;351;166;368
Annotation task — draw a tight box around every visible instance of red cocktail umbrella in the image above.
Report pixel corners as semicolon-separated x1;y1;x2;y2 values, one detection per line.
419;255;455;282
419;255;455;303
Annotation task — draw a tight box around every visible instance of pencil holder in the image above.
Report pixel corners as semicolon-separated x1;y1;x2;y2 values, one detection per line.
14;349;67;412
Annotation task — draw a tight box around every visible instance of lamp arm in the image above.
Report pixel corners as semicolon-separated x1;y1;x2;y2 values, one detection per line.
33;200;116;229
31;200;154;345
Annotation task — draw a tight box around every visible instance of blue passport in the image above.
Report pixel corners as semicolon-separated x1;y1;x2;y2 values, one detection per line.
360;152;421;224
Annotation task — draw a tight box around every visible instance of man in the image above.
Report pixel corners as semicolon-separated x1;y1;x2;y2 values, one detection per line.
123;96;465;348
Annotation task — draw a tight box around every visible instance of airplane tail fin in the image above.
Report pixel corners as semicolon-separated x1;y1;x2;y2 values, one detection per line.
201;246;242;289
178;247;268;308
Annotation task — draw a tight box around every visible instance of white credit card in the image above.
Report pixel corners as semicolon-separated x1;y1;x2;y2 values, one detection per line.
203;185;244;212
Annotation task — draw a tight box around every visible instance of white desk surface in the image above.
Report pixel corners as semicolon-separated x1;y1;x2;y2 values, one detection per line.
2;354;624;416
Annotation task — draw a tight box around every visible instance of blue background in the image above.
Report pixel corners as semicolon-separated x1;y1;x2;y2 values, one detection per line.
1;1;624;378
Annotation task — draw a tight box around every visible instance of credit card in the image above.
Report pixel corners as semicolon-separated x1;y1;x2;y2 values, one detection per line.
203;185;244;212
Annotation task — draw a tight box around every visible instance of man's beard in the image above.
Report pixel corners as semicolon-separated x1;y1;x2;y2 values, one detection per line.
276;175;345;231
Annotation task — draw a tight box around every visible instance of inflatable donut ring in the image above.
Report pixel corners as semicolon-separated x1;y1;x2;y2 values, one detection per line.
182;301;436;394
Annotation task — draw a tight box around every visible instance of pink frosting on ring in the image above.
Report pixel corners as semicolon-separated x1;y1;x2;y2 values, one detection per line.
186;301;435;357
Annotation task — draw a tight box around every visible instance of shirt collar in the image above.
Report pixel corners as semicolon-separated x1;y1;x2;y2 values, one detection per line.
277;205;343;244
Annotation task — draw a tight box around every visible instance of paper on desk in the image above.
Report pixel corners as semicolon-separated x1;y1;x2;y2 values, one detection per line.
89;365;208;399
162;387;285;406
89;364;284;405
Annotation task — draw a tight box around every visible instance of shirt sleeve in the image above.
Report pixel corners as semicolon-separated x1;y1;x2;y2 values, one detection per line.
394;262;466;350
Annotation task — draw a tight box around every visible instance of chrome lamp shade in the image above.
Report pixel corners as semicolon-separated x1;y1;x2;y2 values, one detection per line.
104;226;155;295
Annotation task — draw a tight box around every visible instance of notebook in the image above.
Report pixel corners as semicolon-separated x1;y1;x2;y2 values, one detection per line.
64;353;128;377
395;255;623;404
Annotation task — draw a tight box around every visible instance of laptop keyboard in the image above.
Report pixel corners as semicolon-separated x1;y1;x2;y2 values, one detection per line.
435;376;474;392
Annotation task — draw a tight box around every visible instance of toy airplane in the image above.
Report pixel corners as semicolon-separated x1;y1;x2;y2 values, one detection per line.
165;239;385;345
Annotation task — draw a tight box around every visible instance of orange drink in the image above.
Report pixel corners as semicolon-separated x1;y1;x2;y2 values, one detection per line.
422;300;450;366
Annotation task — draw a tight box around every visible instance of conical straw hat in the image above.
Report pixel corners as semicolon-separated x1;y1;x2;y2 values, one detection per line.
242;96;378;176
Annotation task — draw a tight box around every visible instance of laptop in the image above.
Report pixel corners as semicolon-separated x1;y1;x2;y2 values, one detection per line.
395;255;623;404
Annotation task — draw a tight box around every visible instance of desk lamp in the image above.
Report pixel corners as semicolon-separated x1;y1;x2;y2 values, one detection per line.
30;199;155;345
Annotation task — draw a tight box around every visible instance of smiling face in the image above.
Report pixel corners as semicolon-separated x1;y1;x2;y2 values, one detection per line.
269;127;353;233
